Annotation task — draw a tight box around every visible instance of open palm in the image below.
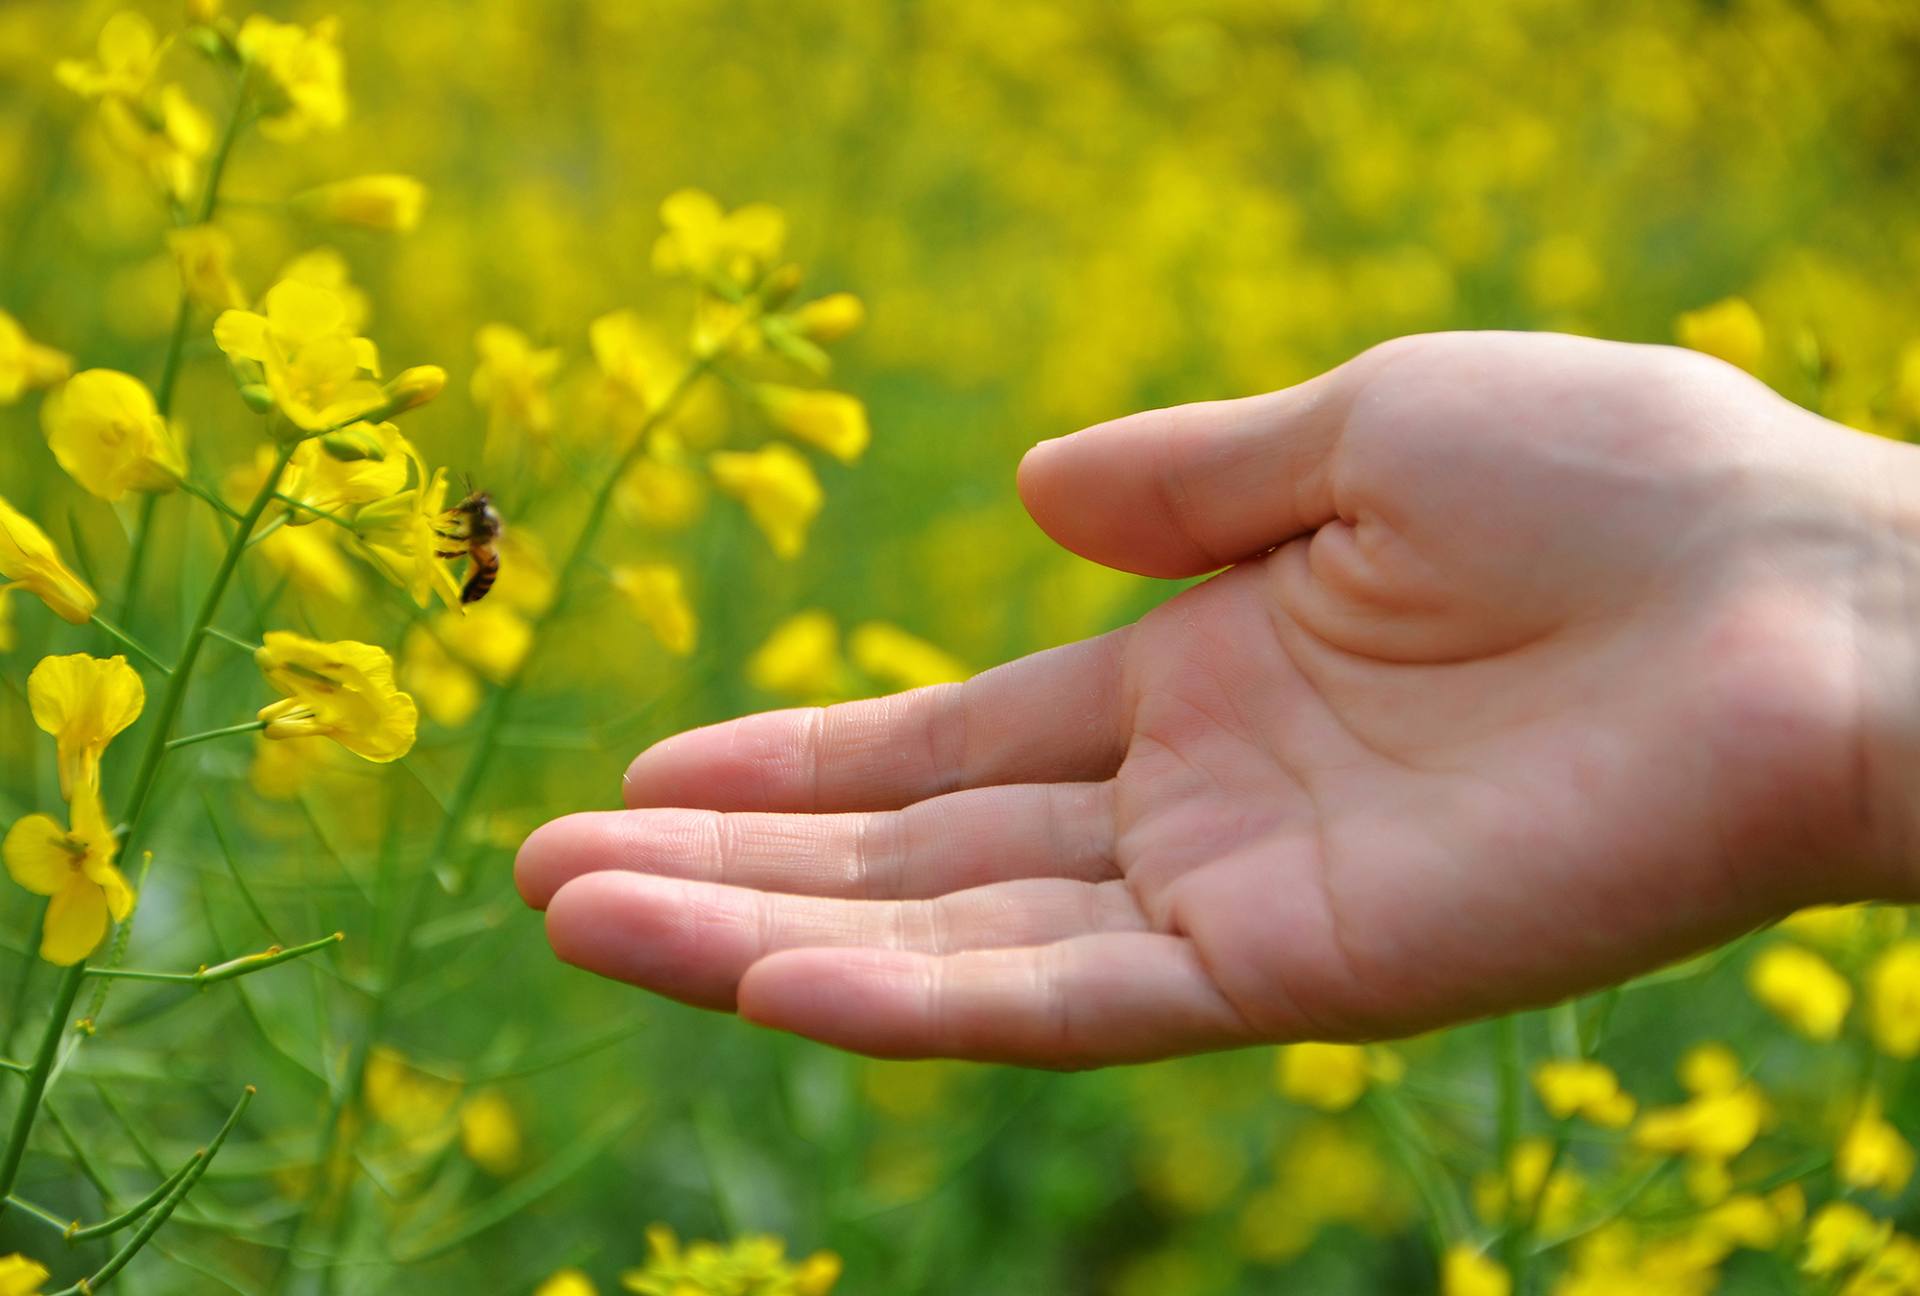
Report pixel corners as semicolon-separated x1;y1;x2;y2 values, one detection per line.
517;332;1910;1066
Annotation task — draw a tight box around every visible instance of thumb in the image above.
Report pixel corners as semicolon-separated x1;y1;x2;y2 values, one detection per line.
1015;360;1361;579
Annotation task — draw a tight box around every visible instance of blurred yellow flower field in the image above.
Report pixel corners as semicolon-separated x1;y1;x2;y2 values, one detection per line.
1;1;1918;1293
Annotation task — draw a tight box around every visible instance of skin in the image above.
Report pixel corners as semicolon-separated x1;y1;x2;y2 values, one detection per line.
516;331;1920;1068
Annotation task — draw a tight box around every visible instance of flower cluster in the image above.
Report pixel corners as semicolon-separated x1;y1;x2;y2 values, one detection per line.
1;6;873;1289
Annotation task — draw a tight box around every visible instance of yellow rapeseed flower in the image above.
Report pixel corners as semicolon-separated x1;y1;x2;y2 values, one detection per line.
98;85;211;203
1677;1042;1742;1096
55;11;160;100
1441;1245;1510;1296
1844;1234;1920;1295
0;312;72;403
0;495;97;625
0;1253;48;1296
433;602;532;683
275;247;370;332
28;653;143;801
535;1270;598;1296
471;323;560;448
589;310;679;436
1472;1138;1582;1234
1531;1058;1636;1128
1747;943;1852;1041
850;622;969;691
294;174;427;232
651;189;787;288
349;463;464;609
400;603;534;727
1804;1202;1892;1276
363;1046;459;1136
618;441;707;531
747;612;847;701
1275;1042;1402;1113
237;16;347;139
1868;942;1920;1059
41;370;186;501
1676;297;1765;374
611;564;698;656
1632;1085;1767;1162
399;628;482;728
253;521;359;603
1779;904;1873;950
277;422;411;522
214;279;384;433
254;631;418;762
458;1090;522;1176
1839;1100;1916;1196
1632;1045;1767;1163
166;225;247;311
1695;1193;1787;1254
620;1224;840;1296
3;782;136;965
710;444;823;559
754;385;870;464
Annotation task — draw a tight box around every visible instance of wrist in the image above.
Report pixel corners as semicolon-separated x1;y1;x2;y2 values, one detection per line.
1835;424;1920;902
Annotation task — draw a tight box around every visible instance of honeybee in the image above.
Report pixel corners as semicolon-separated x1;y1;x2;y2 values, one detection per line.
434;484;504;605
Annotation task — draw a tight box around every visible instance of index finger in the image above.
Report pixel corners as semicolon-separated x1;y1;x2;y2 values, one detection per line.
623;628;1132;814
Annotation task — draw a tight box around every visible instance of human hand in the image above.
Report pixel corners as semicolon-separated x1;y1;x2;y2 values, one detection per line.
517;331;1920;1067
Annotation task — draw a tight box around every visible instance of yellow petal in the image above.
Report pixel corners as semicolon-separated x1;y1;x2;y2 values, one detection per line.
264;279;347;343
28;652;145;800
211;309;271;363
90;861;136;924
3;814;73;896
42;874;108;965
0;495;98;624
0;1252;51;1296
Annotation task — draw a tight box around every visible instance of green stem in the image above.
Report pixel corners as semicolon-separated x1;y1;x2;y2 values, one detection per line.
1513;997;1618;1293
6;1193;71;1234
277;339;730;1295
270;494;357;531
66;1153;200;1243
166;718;268;751
203;625;261;655
179;478;244;523
48;1086;253;1296
119;440;296;842
117;65;249;625
87;932;342;986
0;962;85;1220
189;65;251;228
88;614;172;675
115;496;162;623
1495;1015;1525;1279
1363;1086;1466;1255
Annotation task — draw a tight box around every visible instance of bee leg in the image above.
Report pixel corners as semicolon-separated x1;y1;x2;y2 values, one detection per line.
434;547;468;559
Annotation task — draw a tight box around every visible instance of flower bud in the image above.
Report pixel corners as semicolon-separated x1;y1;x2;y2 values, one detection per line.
239;383;275;414
294;175;428;233
381;364;446;416
319;423;389;462
791;292;864;343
